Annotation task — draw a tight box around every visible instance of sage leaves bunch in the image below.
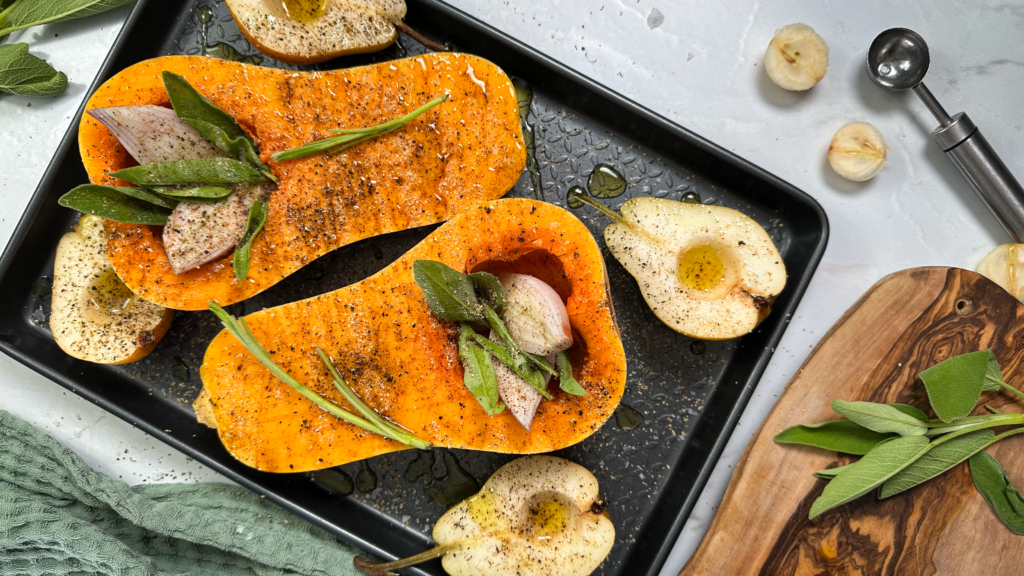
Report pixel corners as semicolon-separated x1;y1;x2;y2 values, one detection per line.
411;260;586;418
0;0;136;98
209;302;431;450
272;95;449;162
775;349;1024;533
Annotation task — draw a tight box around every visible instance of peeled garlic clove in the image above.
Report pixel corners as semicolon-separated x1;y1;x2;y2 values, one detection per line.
827;122;888;182
764;23;829;91
499;273;572;356
978;244;1024;301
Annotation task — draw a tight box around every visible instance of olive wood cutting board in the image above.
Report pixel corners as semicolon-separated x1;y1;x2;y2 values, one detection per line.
681;267;1024;576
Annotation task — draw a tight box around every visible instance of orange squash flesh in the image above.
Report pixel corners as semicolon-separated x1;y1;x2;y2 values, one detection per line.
200;199;626;472
80;54;525;310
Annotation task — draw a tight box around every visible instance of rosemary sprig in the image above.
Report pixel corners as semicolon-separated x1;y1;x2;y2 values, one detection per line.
209;302;431;450
271;94;449;162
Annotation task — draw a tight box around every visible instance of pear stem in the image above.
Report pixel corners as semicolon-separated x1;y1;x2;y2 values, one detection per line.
395;22;449;52
354;542;462;575
568;189;626;224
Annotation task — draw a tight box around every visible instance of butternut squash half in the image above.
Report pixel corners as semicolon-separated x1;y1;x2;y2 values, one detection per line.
200;199;626;472
80;54;525;310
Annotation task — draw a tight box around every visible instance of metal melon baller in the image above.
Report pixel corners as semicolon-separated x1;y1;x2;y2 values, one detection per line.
867;28;1024;242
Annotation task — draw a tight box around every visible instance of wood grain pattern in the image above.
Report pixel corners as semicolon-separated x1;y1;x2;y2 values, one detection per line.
681;267;1024;576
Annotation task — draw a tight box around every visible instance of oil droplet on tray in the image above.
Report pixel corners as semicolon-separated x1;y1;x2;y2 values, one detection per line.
690;340;706;355
566;185;587;209
614;404;643;431
425;451;479;508
172;357;190;382
512;78;543;200
403;450;436;482
311;468;355;497
587;164;626;199
681;190;702;204
356;463;378;493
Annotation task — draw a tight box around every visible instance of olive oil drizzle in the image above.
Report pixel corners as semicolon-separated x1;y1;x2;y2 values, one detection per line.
513;78;543;200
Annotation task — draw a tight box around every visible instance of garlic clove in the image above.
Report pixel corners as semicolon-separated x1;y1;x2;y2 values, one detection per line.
827;122;888;182
978;244;1024;301
764;23;829;91
498;273;572;356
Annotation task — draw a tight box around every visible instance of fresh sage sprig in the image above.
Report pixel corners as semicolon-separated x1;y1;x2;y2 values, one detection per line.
58;184;172;224
109;158;267;187
970;451;1024;534
150;185;232;201
776;349;1024;531
0;0;135;37
209;302;431;450
162;71;276;182
233;196;268;280
411;259;586;415
0;43;67;97
272;95;449;162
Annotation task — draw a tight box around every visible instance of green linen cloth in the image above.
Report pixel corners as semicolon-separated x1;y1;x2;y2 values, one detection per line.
0;409;366;575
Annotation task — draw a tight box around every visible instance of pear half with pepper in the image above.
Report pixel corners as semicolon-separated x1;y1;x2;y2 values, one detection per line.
226;0;412;65
574;193;786;340
355;456;614;576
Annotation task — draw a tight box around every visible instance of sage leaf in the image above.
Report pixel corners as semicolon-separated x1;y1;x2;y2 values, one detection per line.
233;195;268;280
920;350;991;423
59;184;171;224
161;71;275;181
809;435;930;519
774;420;895;455
152;185;232;200
469;272;506;315
413;260;482;322
458;325;503;416
983;350;1005;392
969;451;1024;535
889;403;928;421
831;400;928;437
814;464;852;480
109;158;267;187
879;429;995;499
0;43;67;97
0;0;134;36
556;351;586;396
110;185;177;209
470;332;550;399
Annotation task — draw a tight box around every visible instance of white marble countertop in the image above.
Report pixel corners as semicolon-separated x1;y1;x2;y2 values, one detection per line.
1;1;1022;573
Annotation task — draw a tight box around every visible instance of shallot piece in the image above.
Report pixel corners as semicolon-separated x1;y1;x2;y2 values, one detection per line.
489;332;554;431
163;184;270;274
498;273;572;356
87;106;226;165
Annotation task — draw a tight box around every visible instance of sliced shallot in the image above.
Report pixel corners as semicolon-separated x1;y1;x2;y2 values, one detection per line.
88;106;226;165
498;273;572;356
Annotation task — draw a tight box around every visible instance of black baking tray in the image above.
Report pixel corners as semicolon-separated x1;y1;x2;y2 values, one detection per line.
0;1;828;575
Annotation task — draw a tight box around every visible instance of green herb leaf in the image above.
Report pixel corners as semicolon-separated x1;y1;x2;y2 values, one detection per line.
162;71;275;182
0;43;67;97
983;350;1006;392
813;464;852;480
889;403;929;421
774;420;895;456
0;0;134;37
208;302;431;450
412;260;482;322
879;429;995;498
109;158;267;187
233;195;268;280
273;95;449;162
457;325;504;416
58;184;172;224
151;185;232;200
556;352;586;396
469;272;506;315
470;332;550;399
108;185;178;209
809;435;930;519
920;350;991;423
831;400;928;437
969;451;1024;535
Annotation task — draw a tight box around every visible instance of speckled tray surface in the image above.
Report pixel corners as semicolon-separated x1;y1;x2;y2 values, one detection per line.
0;1;827;575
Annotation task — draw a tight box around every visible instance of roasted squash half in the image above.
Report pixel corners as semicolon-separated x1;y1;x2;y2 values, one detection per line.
80;54;525;310
200;199;626;472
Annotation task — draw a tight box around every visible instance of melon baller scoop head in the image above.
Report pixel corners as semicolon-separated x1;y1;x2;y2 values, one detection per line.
867;28;1024;242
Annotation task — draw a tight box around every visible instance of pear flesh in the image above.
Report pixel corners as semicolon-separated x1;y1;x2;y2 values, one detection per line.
226;0;407;65
604;197;786;340
432;455;614;576
50;215;172;364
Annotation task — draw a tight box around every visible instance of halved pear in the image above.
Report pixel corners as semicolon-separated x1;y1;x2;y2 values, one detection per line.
225;0;408;65
50;215;172;364
576;194;786;340
355;456;614;576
